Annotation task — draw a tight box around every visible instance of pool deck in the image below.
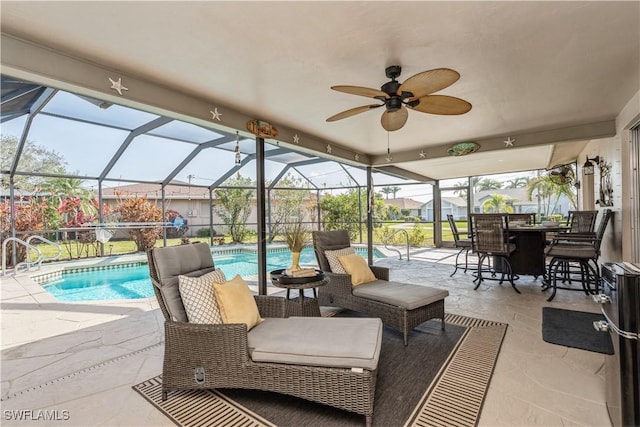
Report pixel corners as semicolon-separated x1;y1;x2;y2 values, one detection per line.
1;246;611;426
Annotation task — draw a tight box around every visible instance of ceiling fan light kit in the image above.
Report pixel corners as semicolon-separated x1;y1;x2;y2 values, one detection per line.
327;65;472;131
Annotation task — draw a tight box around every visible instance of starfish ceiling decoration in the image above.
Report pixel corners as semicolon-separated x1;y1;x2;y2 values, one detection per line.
210;108;222;121
108;77;128;96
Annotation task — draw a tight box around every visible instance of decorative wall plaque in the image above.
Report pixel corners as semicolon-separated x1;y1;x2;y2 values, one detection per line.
247;120;278;138
447;141;479;156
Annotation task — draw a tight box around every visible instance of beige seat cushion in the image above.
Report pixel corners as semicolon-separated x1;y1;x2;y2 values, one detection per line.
248;317;383;370
352;281;449;310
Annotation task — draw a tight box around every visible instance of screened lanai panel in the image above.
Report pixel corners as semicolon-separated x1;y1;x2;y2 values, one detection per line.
294;162;360;188
266;151;316;164
168;145;239;187
41;91;159;130
371;171;420;186
1;114;26;151
106;134;196;182
217;138;280;155
271;168;315;188
147;120;224;144
0;81;46;121
209;158;289;185
18;114;129;177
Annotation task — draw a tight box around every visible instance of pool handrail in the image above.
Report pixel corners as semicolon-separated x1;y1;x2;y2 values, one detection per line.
2;235;62;276
26;235;62;264
2;237;41;276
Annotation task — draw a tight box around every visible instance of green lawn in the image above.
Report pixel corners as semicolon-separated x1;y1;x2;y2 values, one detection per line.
21;221;466;263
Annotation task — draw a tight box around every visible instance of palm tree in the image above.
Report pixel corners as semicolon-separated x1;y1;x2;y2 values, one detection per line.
481;194;514;213
453;181;469;199
476;178;502;191
525;174;577;217
505;177;529;189
40;174;97;215
380;187;394;199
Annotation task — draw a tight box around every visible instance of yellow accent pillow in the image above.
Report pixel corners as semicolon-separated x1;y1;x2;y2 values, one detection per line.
337;253;377;286
212;275;262;331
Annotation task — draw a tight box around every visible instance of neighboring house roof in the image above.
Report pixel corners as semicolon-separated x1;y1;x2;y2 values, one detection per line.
422;196;467;208
475;188;548;208
474;188;528;203
384;197;424;210
100;180;210;200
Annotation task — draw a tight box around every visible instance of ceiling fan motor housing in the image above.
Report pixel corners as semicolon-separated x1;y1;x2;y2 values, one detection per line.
381;78;405;112
385;65;402;79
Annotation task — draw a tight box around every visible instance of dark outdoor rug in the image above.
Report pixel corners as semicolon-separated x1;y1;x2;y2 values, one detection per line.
133;312;507;427
542;307;613;355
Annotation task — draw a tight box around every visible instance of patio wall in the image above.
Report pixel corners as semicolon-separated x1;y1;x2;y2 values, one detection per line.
578;89;639;263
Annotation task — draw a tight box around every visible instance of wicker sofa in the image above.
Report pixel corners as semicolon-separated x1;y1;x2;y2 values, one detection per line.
312;230;449;346
147;243;383;426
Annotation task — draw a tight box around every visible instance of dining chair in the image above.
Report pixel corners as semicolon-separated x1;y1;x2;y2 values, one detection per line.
470;213;519;293
544;210;598;246
507;213;535;225
447;214;473;277
543;209;613;301
567;210;598;233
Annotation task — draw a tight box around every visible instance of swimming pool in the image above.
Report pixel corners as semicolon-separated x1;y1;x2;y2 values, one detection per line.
41;247;382;302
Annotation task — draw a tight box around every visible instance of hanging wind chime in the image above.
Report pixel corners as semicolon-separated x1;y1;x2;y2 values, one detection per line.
234;131;241;165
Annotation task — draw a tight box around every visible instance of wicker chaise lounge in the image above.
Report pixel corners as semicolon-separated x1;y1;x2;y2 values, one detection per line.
147;243;383;426
312;230;449;346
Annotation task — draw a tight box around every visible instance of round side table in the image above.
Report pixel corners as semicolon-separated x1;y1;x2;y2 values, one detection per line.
270;269;328;317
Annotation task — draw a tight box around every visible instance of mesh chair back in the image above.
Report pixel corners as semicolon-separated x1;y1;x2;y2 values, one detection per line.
593;209;613;252
311;230;351;271
471;214;510;254
507;213;535;225
567;210;598;233
447;214;462;245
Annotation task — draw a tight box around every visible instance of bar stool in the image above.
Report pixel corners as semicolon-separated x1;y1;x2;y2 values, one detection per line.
447;214;473;277
470;213;519;293
543;209;612;301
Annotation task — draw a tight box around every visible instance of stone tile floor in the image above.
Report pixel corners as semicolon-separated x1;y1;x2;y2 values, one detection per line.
0;247;611;426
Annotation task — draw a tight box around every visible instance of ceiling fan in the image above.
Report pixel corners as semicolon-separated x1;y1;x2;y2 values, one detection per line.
326;65;472;131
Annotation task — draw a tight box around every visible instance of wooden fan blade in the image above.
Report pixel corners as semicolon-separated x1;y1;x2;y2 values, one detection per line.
409;95;472;115
381;107;409;131
398;68;460;98
326;104;383;122
331;85;389;99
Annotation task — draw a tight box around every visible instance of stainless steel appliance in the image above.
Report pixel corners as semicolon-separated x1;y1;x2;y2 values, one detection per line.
593;262;640;427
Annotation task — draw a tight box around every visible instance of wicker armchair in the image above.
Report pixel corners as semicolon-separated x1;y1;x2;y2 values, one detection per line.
147;243;380;426
312;230;448;346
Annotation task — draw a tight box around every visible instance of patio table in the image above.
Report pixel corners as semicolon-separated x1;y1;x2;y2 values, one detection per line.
270;269;328;317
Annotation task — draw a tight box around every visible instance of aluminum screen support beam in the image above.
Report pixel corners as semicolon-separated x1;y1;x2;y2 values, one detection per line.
367;166;374;266
256;137;267;295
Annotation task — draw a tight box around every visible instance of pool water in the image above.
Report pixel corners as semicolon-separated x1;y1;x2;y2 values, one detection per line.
42;247;380;302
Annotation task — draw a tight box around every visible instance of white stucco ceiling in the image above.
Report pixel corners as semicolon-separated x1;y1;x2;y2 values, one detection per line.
1;1;638;180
